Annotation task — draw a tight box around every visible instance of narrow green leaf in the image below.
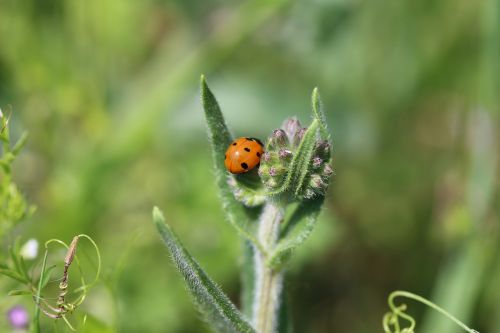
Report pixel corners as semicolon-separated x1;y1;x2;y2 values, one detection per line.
10;243;30;281
12;132;29;156
267;197;324;269
0;268;28;283
268;120;320;199
200;75;262;249
311;88;328;138
40;265;57;289
292;120;320;197
8;289;32;296
153;207;257;333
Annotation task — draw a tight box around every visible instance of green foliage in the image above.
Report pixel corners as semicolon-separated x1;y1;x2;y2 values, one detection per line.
261;90;332;201
267;197;324;269
201;76;263;250
0;234;101;333
153;207;256;333
0;112;34;238
154;79;333;332
1;1;496;332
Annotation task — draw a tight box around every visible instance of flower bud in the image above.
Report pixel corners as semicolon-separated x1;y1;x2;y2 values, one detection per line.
304;189;316;199
282;117;302;142
293;127;307;147
278;148;292;160
309;174;326;190
269;129;288;148
312;157;322;169
315;140;331;158
227;174;266;206
323;164;333;177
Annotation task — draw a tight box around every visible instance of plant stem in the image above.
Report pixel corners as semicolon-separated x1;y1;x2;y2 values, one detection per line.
252;201;285;333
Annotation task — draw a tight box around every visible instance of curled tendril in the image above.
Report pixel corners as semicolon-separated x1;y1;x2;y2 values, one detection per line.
33;234;101;332
383;291;480;333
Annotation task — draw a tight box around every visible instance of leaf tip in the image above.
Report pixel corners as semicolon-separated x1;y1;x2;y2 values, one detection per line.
312;87;321;105
152;206;165;225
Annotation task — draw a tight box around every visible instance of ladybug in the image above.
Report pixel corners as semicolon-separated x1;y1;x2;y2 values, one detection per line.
224;137;264;174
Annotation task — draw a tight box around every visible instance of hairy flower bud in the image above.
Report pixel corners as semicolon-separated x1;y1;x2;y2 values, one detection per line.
262;152;272;162
323;164;333;177
282;117;302;143
315;140;331;159
269;129;288;149
278;148;292;160
293;127;307;147
312;157;322;169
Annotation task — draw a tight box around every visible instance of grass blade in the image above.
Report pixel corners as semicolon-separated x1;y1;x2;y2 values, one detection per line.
153;207;257;333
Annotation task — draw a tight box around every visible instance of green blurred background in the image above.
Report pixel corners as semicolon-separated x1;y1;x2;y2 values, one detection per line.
1;0;499;332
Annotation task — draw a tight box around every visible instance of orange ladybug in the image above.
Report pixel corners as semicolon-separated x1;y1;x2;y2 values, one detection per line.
225;137;264;174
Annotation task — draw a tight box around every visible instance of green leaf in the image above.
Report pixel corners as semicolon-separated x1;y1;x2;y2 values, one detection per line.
9;242;30;281
40;265;57;289
200;75;262;250
267;119;320;198
292;120;320;197
153;207;256;333
311;88;328;138
267;196;324;269
8;289;32;296
12;132;28;156
0;268;28;283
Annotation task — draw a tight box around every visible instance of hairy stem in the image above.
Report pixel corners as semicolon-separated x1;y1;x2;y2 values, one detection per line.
252;201;285;333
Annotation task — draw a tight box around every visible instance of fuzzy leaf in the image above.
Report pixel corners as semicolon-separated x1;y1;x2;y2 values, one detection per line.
267;119;320;198
153;207;257;333
267;196;324;269
200;75;262;249
311;88;328;138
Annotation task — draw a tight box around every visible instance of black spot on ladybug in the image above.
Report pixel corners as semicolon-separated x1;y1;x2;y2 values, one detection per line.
256;152;261;157
241;162;249;170
225;154;227;160
232;142;237;146
246;137;253;141
244;147;250;152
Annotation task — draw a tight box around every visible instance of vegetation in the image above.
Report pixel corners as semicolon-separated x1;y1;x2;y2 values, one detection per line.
0;1;498;332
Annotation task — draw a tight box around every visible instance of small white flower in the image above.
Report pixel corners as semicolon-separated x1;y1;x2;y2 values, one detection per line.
20;239;39;260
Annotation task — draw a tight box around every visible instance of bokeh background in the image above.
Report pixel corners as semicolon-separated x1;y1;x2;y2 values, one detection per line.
1;0;499;332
